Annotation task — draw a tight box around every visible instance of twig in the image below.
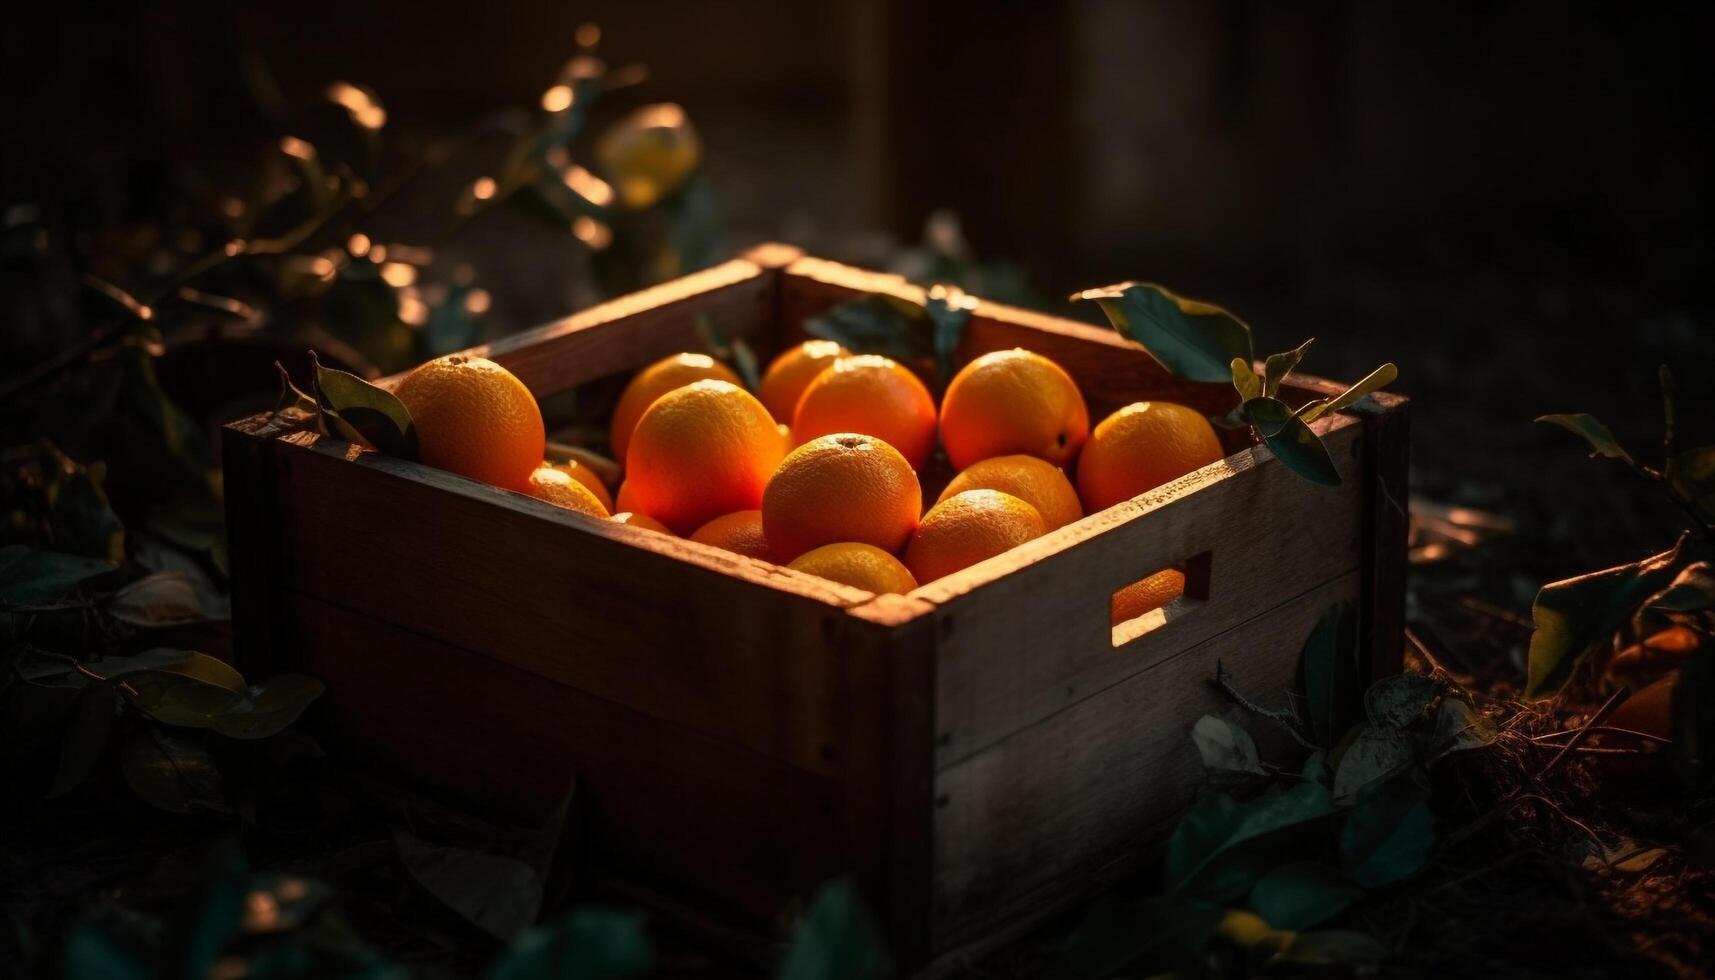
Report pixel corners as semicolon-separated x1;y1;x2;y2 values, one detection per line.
1538;686;1630;779
1210;661;1317;750
1530;725;1671;746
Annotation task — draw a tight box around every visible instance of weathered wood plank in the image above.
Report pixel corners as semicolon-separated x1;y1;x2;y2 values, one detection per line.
269;433;865;776
283;590;848;926
930;571;1362;947
1359;392;1411;683
923;414;1366;769
221;414;288;678
379;257;778;395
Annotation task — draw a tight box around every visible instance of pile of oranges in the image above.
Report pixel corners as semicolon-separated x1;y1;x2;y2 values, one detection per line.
389;337;1226;621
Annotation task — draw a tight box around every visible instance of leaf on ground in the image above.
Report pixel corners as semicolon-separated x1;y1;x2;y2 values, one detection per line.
490;909;651;980
1431;697;1498;755
1071;281;1254;383
1536;413;1634;464
107;571;230;625
1279;929;1387;966
1332;727;1417;803
1339;779;1435;888
312;352;419;460
1364;673;1437;729
120;727;229;814
1644;561;1715;614
1262;339;1314;397
1244;397;1342;486
1248;861;1362;931
396;832;542;942
80;649;199;680
0;545;115;606
1191;715;1265;786
48;682;116;798
1525;536;1687;698
1052;894;1223;980
125;653;247;728
1297;601;1365;749
1165;781;1336;902
209;675;326;740
777;878;890;980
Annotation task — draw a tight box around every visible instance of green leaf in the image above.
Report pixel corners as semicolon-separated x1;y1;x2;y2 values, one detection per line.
173;841;248;980
1190;715;1265;787
1673;647;1715;793
106;571;230;626
1431;697;1497;755
49;463;126;562
120;726;229;814
79;648;198;680
491;910;652;980
778;879;890;980
1297;601;1364;749
311;352;419;460
1262;339;1314;398
1244;397;1342;486
396;832;542;942
1248;861;1361;930
1667;445;1715;521
1332;727;1417;803
1299;363;1398;422
48;681;116;798
1072;282;1254;383
209;675;325;740
694;314;761;392
1536;413;1634;465
0;545;115;606
1644;562;1715;614
1340;779;1434;887
925;284;976;388
1052;894;1223;980
125;653;248;728
119;342;215;494
1231;358;1262;402
1279;929;1387;966
1363;673;1437;729
1525;536;1687;697
1164;781;1335;901
803;294;929;365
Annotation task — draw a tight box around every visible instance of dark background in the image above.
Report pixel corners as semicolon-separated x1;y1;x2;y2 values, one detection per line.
5;0;1713;568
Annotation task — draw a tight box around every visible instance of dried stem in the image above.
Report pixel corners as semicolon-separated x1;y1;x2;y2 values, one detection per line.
1211;661;1318;750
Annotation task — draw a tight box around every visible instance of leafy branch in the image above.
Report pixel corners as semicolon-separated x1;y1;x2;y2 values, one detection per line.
1072;283;1396;487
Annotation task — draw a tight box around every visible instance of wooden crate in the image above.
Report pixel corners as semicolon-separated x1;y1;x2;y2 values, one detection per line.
222;244;1408;972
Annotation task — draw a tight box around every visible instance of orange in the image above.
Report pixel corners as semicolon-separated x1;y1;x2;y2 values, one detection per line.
525;466;610;518
762;433;922;561
1076;402;1223;512
393;355;544;491
937;455;1083;530
625;380;786;535
939;349;1089;470
904;489;1048;584
792;355;938;470
545;459;615;512
609;353;741;463
789;543;918;595
690;510;776;561
759;340;849;422
1111;568;1186;625
611;511;672;534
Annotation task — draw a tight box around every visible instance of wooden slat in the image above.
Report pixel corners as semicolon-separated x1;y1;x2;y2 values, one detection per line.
222;414;291;678
929;571;1362;948
923;414;1366;769
283;591;847;926
840;600;938;967
269;433;867;776
378;257;778;395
